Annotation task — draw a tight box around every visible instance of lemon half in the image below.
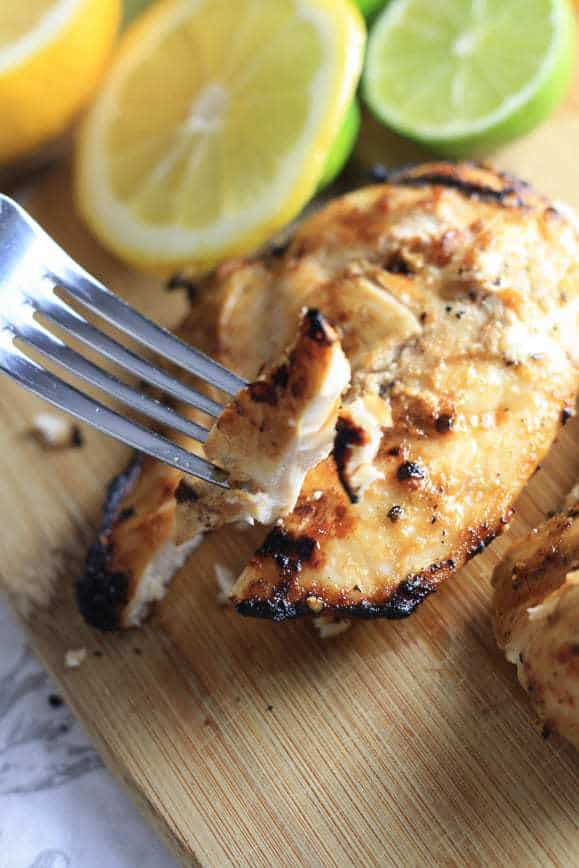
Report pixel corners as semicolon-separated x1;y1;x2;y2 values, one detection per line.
77;0;366;271
0;0;121;165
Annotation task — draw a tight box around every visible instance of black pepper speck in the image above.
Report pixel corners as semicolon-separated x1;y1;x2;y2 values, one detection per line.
397;461;426;482
388;505;404;522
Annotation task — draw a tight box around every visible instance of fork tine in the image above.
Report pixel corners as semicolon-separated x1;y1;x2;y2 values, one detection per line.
58;276;247;396
0;344;228;486
12;319;210;443
1;194;246;397
29;291;225;418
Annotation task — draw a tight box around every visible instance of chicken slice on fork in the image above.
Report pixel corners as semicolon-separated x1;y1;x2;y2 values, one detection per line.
174;308;350;535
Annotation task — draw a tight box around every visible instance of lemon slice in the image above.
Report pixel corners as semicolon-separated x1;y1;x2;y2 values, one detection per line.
363;0;575;157
77;0;366;271
0;0;120;165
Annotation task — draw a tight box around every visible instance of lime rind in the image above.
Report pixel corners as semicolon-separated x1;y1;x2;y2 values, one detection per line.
317;99;361;189
354;0;387;22
362;0;576;156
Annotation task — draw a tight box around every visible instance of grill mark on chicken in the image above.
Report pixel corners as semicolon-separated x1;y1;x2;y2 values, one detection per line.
391;169;526;206
342;559;457;617
248;310;333;407
435;413;454;433
506;513;578;592
166;272;198;301
334;417;367;504
272;363;289;388
77;456;143;630
175;481;199;504
248;362;289;404
384;250;413;275
78;557;129;632
561;405;573;425
236;589;306;621
267;239;291;259
304;308;333;345
255;526;318;578
117;506;136;523
248;381;279;405
466;529;498;560
236;559;457;620
464;511;513;561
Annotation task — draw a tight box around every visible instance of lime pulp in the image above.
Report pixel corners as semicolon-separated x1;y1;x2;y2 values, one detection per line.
353;0;388;21
362;0;576;157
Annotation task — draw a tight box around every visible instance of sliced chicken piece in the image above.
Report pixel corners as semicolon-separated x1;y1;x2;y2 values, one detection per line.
492;505;579;750
78;455;203;629
174;308;350;537
77;291;226;630
334;394;391;503
79;162;579;629
77;309;349;629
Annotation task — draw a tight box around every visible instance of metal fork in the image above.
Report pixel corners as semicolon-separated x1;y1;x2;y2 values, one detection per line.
0;194;247;487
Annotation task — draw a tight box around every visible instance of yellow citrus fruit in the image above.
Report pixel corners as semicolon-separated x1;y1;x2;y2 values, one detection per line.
0;0;121;166
76;0;366;271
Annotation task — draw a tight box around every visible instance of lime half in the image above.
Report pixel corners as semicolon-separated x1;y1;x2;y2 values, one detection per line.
353;0;388;21
318;100;361;189
362;0;576;157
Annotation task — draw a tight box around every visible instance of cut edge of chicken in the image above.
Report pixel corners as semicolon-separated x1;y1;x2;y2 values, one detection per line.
492;505;579;750
173;307;351;541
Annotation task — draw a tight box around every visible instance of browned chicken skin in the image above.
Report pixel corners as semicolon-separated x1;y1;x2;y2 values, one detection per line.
77;162;579;629
175;308;350;536
493;503;579;749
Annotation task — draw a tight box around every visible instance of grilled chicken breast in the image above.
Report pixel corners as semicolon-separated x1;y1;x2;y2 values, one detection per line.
493;504;579;749
175;308;350;535
78;162;579;630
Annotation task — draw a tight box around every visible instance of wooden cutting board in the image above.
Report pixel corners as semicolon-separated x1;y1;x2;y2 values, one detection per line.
2;65;579;868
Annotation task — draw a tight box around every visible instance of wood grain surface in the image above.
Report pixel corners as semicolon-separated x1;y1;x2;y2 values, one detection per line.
2;57;579;868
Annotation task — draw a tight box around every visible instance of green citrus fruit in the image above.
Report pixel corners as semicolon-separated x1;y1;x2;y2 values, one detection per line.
318;100;361;189
362;0;576;157
353;0;388;21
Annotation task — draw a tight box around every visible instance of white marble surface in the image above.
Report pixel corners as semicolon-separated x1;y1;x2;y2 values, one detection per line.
0;601;177;868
